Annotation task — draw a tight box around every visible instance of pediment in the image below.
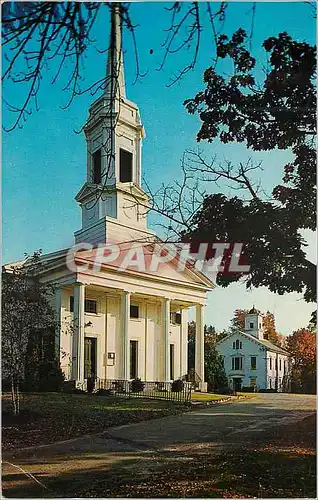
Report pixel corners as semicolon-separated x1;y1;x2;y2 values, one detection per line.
75;182;117;203
74;243;214;289
75;182;149;204
117;183;149;201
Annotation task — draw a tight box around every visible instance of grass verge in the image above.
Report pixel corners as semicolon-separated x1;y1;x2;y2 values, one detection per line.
2;392;187;451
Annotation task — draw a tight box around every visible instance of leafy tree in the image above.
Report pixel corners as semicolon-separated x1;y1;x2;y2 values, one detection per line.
182;30;316;306
287;328;316;394
262;312;279;344
204;342;228;392
188;322;228;391
23;327;65;393
2;252;61;414
231;309;247;332
188;321;196;370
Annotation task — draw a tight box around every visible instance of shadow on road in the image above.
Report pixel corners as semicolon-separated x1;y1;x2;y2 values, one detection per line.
2;394;316;498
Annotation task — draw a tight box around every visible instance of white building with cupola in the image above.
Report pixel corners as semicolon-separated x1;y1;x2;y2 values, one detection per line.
5;5;213;391
216;307;291;392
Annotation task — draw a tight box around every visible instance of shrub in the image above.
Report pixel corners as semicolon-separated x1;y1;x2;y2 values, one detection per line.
72;388;86;394
112;380;126;393
38;360;65;392
130;378;145;393
218;387;235;395
86;377;96;393
241;386;255;393
171;379;184;392
95;388;113;396
22;359;65;392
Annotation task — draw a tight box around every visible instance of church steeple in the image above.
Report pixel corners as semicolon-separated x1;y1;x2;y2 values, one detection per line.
74;2;151;246
104;3;126;101
245;308;264;340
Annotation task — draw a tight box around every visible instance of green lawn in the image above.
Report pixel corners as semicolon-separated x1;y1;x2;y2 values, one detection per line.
191;392;256;402
2;392;188;451
2;391;242;451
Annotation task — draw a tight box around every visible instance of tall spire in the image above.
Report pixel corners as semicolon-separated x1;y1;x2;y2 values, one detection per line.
104;3;126;101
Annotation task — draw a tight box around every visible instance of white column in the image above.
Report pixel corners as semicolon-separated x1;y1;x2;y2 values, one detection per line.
122;291;130;380
180;308;188;378
73;283;85;383
195;304;207;392
104;295;108;380
144;301;148;381
54;288;62;362
162;298;170;381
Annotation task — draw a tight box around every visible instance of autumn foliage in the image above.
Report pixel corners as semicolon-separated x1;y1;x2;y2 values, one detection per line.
287;328;316;394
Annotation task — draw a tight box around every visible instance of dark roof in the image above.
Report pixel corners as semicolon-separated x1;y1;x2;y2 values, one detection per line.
257;338;290;356
241;331;290;355
248;306;260;314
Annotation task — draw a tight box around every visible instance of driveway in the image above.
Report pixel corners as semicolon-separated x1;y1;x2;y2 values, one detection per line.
104;392;315;449
2;393;315;497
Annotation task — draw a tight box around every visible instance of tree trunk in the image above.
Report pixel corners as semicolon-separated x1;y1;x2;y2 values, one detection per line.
11;375;20;415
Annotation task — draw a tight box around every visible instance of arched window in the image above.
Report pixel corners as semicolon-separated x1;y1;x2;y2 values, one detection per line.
236;339;240;349
233;341;235;349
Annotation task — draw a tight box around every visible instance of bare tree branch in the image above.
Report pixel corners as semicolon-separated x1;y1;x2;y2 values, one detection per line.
184;150;263;200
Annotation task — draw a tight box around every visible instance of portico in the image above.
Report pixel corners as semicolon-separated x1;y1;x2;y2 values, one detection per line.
55;263;208;390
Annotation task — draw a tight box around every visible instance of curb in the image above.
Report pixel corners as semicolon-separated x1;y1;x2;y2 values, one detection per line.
189;396;232;406
189;394;251;406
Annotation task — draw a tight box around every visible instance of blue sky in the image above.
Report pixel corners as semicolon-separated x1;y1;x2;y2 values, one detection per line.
2;1;316;333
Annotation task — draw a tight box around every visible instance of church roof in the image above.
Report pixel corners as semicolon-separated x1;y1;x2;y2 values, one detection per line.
216;329;290;356
242;331;290;355
5;241;214;291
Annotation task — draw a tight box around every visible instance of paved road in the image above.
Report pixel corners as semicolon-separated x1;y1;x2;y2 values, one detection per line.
3;393;316;497
105;392;316;449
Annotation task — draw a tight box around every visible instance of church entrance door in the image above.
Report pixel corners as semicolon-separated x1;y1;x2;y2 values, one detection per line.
84;337;97;379
233;378;242;391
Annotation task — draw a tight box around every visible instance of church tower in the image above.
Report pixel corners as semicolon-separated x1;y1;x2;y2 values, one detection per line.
74;4;153;245
244;306;264;340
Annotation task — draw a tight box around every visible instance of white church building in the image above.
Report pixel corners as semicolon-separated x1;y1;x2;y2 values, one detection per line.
216;308;291;392
6;7;213;391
